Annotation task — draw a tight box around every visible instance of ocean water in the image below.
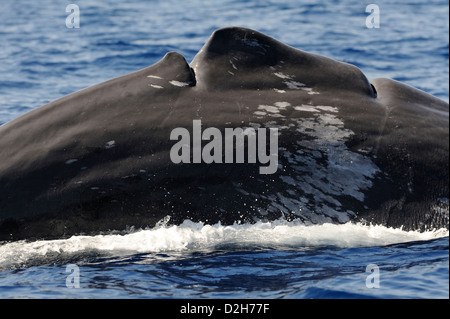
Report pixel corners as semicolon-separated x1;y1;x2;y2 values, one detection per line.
0;0;448;300
0;221;448;299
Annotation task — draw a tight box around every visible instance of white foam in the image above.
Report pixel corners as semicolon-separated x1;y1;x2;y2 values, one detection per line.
0;219;447;270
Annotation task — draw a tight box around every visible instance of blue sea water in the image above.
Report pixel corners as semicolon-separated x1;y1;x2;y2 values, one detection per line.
0;0;448;300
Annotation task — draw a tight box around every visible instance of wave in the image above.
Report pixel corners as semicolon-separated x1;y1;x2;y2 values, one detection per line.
0;218;447;270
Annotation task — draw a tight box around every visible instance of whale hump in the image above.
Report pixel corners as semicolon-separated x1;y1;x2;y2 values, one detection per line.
191;27;376;96
152;52;196;87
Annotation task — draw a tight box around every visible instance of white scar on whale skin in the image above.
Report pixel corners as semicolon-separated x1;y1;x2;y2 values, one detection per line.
294;105;317;112
105;140;116;149
147;74;191;89
236;33;269;55
229;59;238;70
274;72;292;79
258;105;280;113
282;80;319;95
274;102;290;108
248;101;380;225
169;80;190;87
294;105;338;113
255;102;290;118
65;159;78;165
273;72;320;94
302;87;320;95
148;75;164;88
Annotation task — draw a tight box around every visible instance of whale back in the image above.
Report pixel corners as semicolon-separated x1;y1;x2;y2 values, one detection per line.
0;27;448;241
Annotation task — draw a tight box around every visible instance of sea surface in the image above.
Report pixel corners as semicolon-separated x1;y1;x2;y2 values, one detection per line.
0;0;448;299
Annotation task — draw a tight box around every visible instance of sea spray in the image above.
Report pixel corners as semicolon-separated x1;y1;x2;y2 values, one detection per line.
0;219;447;270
